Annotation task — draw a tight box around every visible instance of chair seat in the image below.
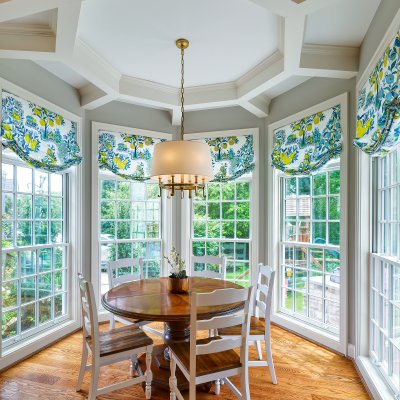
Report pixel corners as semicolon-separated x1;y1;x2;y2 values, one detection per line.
218;316;265;336
169;336;241;377
87;325;153;357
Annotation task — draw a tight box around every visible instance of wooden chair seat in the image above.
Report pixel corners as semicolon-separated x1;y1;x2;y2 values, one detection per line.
169;336;241;377
218;316;265;336
86;325;153;357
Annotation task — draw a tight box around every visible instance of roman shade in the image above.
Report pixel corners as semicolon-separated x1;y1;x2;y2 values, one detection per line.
271;105;342;175
1;90;82;172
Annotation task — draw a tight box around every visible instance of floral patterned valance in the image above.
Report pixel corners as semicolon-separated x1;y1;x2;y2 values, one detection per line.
354;30;400;156
98;130;165;181
194;134;255;182
271;105;342;175
1;90;82;172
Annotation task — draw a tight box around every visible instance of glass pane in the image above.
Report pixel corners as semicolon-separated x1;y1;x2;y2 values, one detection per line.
298;177;310;195
295;291;306;315
101;243;116;263
207;184;220;200
17;221;32;246
2;281;18;308
17;166;32;193
298;221;310;242
236;182;250;200
285;198;296;219
34;171;48;194
146;184;159;200
309;296;323;322
51;221;63;243
236;242;249;261
39;298;52;324
298;198;311;219
117;201;131;219
117;243;132;259
148;242;161;259
281;287;293;312
325;274;340;302
312;222;326;244
146;202;159;221
329;170;340;194
101;221;115;240
236;221;250;239
222;202;235;219
100;201;115;220
192;241;205;256
325;301;340;328
117;222;131;239
235;262;249;282
236;202;250;219
132;242;146;258
21;277;36;304
117;181;130;199
21;250;36;276
285;178;296;197
208;202;220;220
328;222;340;245
2;221;14;248
193;203;206;220
35;221;48;244
17;194;32;219
132;182;145;201
35;196;48;219
2;193;14;219
50;174;63;196
208;222;220;238
226;262;234;282
54;247;64;269
329;197;340;220
146;222;160;238
50;197;63;219
325;249;340;273
285;220;296;241
146;261;160;278
2;310;17;340
206;242;219;256
38;248;52;272
313;198;326;220
2;163;14;191
313;173;326;195
54;293;65;318
54;270;64;292
295;269;307;292
21;303;36;332
222;183;235;200
38;273;52;298
283;246;294;266
193;221;206;238
2;252;17;280
132;202;145;220
309;271;323;297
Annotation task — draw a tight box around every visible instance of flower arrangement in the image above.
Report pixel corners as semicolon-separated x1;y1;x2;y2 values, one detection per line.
164;248;187;279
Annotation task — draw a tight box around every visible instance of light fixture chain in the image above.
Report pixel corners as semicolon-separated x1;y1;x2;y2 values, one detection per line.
180;47;185;140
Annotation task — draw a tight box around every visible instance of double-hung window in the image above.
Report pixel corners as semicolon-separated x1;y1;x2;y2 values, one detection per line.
370;148;400;393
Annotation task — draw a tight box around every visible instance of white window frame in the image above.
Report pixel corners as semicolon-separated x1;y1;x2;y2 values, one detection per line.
267;93;348;354
0;78;83;368
91;122;172;319
181;128;259;287
354;10;400;400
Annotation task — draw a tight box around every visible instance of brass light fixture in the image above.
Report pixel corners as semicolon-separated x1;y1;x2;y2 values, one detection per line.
151;39;213;198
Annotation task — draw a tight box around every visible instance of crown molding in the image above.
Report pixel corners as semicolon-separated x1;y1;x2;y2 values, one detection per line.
302;43;360;57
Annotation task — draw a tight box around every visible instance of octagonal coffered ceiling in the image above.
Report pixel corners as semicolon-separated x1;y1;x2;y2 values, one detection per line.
0;0;381;121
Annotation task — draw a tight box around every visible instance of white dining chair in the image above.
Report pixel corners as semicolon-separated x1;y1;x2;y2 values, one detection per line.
169;286;254;400
107;258;163;337
76;273;153;400
219;263;277;385
191;255;227;279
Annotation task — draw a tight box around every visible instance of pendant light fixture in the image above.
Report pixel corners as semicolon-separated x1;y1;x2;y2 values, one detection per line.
151;39;213;198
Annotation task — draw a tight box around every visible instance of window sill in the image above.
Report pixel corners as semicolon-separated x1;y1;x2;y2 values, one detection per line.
0;319;80;371
272;311;344;354
356;356;397;400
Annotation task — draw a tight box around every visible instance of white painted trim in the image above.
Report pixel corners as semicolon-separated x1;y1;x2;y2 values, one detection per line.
347;343;356;360
267;92;348;355
182;128;259;287
91;121;172;305
0;77;83;361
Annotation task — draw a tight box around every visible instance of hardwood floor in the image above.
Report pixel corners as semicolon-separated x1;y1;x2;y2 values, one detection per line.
0;323;370;399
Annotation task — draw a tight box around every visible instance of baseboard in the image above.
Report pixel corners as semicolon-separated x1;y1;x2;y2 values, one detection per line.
347;343;356;359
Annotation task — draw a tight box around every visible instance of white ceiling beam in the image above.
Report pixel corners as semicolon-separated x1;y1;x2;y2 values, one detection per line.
283;15;306;72
0;0;62;23
239;95;271;118
0;23;55;53
170;107;181;126
79;83;115;110
299;44;359;77
55;0;83;58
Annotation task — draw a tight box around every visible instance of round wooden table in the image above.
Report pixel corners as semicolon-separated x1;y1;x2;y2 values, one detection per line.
101;277;243;393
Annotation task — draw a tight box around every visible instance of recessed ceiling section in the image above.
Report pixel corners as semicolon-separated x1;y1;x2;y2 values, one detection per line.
78;0;279;87
304;0;381;46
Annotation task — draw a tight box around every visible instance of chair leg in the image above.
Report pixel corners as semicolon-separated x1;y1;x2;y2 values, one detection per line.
169;355;177;400
240;365;250;400
255;340;263;360
76;343;88;391
130;354;138;377
215;379;221;395
145;349;153;400
265;329;277;384
88;361;100;400
109;314;115;330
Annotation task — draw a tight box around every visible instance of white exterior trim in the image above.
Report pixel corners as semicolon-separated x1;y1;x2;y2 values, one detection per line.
267;92;348;355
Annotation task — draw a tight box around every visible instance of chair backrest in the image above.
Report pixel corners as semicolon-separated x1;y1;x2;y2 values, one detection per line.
107;257;144;288
254;264;275;323
191;256;227;279
77;273;99;356
189;286;254;378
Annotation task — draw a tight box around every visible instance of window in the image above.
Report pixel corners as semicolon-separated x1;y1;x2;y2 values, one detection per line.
2;160;68;348
370;148;400;393
279;164;341;335
98;178;162;295
191;178;252;287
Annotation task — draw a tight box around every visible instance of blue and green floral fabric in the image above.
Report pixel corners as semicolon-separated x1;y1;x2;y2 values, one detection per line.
1;90;82;172
98;129;165;181
271;105;342;175
197;135;255;182
354;30;400;156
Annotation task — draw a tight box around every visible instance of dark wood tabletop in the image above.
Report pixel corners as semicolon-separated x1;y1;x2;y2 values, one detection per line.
101;276;244;322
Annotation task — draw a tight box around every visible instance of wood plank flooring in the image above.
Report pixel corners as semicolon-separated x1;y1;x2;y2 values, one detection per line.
0;323;370;399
